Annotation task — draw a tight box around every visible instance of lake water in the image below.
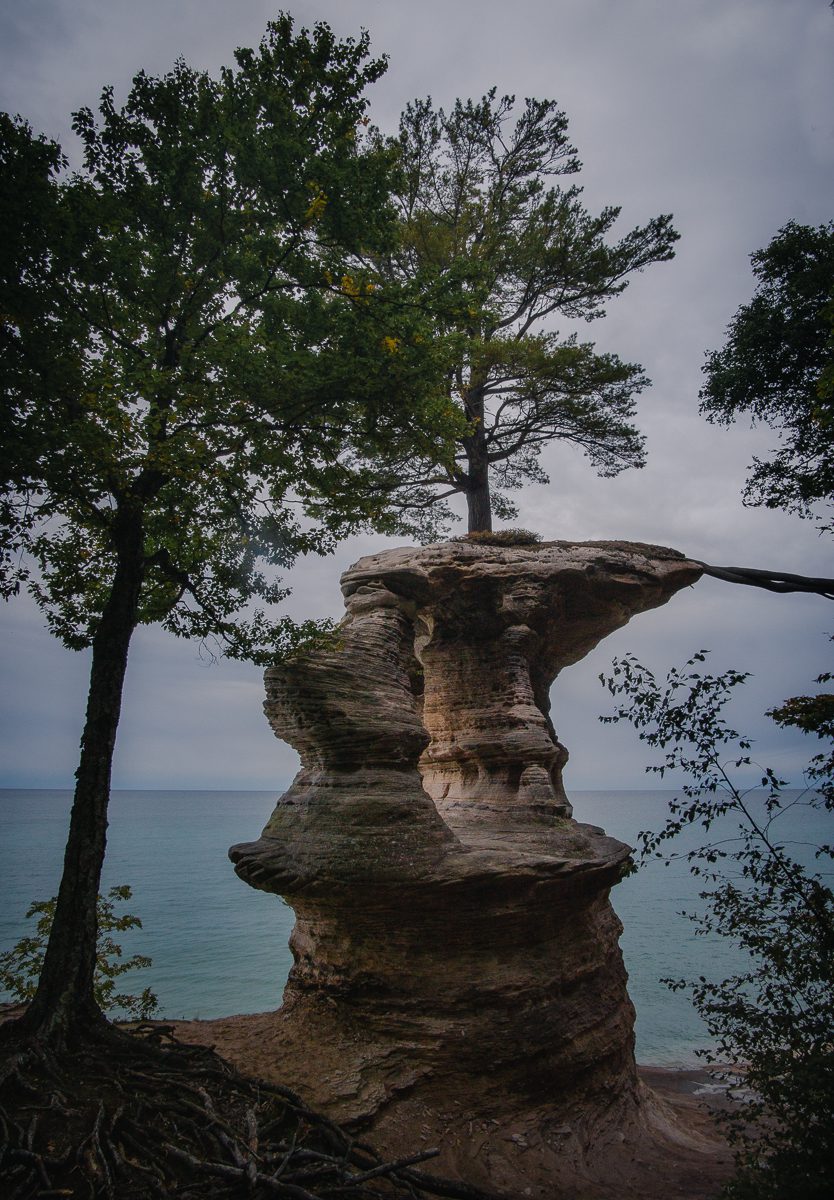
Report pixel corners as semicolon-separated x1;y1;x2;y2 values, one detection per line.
0;787;824;1066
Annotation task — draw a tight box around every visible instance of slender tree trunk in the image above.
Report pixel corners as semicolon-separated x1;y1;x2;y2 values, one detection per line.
20;507;145;1045
464;390;493;533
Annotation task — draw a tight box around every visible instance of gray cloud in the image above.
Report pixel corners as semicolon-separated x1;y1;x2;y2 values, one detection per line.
1;0;832;792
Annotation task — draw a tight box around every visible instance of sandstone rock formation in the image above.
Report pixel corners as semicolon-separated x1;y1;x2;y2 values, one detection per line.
230;540;708;1198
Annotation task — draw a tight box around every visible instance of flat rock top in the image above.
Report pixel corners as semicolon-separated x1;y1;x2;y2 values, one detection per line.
342;539;702;601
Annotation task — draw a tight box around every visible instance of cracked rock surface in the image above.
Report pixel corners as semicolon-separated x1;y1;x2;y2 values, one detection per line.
229;540;709;1197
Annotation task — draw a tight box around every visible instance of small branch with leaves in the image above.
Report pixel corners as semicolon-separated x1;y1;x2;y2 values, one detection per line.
600;650;834;1198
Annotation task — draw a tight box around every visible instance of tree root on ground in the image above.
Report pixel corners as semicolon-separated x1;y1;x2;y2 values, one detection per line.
0;1022;498;1199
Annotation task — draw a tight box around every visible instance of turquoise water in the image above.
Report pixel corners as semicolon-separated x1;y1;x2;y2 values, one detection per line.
0;788;825;1066
0;790;292;1020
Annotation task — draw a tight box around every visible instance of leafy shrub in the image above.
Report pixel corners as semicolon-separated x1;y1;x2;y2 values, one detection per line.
601;652;834;1199
0;884;159;1020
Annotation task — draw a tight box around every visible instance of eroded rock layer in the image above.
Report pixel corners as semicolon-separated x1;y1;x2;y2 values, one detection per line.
230;540;705;1197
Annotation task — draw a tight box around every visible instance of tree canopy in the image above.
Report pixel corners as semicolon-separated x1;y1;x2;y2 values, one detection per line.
337;91;679;534
700;220;834;526
1;24;460;655
0;16;461;1042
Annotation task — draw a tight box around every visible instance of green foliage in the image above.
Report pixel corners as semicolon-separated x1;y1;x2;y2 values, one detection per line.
359;90;678;531
0;16;468;1034
700;220;834;527
0;886;159;1021
0;15;462;657
601;652;834;1199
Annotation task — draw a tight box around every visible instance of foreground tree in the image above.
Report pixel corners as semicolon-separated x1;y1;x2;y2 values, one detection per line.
601;653;834;1200
337;91;678;533
700;220;834;526
0;17;460;1047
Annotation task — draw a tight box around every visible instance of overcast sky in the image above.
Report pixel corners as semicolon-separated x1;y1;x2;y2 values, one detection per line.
1;0;832;796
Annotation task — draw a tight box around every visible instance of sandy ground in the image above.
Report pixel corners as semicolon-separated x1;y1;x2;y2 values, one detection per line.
1;1002;734;1197
166;1011;735;1199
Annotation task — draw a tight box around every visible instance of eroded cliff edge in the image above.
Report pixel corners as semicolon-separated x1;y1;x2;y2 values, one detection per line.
230;540;710;1198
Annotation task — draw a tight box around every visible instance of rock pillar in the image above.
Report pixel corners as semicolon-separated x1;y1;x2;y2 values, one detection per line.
230;540;703;1197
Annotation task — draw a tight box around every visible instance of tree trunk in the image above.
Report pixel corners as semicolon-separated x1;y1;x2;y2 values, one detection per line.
466;466;493;532
20;507;145;1045
464;391;493;533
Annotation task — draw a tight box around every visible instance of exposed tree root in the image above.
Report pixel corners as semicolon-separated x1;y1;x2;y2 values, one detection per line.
0;1020;499;1199
697;561;834;598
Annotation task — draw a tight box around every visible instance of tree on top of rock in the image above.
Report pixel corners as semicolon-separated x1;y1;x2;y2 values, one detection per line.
322;91;678;535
